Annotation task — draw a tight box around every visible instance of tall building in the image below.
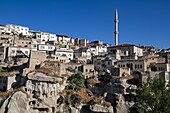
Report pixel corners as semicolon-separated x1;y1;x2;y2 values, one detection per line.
114;9;119;46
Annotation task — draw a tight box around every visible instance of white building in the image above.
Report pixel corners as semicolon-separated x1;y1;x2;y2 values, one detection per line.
40;32;50;42
7;46;31;57
108;44;143;59
74;47;92;60
56;34;71;44
0;25;12;35
90;45;107;56
6;24;29;36
49;34;57;41
38;44;55;51
55;48;73;60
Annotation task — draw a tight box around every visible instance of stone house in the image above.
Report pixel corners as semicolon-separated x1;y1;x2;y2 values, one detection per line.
14;39;32;47
0;46;7;64
0;25;12;35
55;48;73;60
28;51;46;70
155;63;170;72
46;55;70;63
66;62;94;75
38;44;55;51
117;56;165;72
108;44;143;59
66;62;82;72
74;47;92;63
56;34;71;45
81;64;94;74
93;56;117;71
4;46;32;65
110;67;130;77
0;74;16;91
6;24;29;36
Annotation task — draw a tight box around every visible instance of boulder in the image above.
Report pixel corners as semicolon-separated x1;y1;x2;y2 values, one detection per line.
115;94;128;113
90;104;114;113
0;91;29;113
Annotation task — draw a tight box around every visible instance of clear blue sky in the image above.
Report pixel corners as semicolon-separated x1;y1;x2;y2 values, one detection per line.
0;0;170;49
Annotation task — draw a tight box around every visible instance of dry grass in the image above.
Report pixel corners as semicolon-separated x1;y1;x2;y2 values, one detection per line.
35;65;58;77
93;96;103;104
61;88;93;104
74;88;93;103
0;71;16;77
0;91;12;98
60;90;67;97
87;79;101;85
112;75;134;80
103;101;112;107
0;87;28;100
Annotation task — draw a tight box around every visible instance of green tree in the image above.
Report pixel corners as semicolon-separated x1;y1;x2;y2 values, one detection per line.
133;76;170;113
66;73;85;90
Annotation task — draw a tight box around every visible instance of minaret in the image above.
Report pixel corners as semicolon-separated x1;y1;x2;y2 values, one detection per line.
114;9;119;46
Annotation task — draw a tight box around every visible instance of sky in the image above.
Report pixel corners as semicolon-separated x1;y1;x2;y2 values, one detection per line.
0;0;170;49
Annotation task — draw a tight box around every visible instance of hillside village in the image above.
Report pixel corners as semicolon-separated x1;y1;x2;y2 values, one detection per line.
0;11;170;113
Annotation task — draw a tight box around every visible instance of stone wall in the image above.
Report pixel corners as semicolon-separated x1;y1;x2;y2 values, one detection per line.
28;50;46;69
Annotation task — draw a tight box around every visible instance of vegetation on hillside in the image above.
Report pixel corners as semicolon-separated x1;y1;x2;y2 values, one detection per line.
130;76;170;113
66;73;85;90
63;73;93;106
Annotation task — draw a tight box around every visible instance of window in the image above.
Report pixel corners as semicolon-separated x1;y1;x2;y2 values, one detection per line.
12;50;15;53
86;69;88;72
40;46;45;49
48;46;53;49
25;51;28;55
140;65;142;68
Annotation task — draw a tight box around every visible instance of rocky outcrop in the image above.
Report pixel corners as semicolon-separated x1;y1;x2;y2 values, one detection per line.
90;104;114;113
0;91;30;113
27;72;61;83
115;94;128;113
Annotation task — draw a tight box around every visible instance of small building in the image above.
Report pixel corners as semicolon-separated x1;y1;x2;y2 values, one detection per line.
55;48;73;60
108;44;143;59
155;63;170;72
0;25;12;35
93;56;117;71
0;73;16;91
56;34;71;45
0;46;7;64
40;32;50;42
28;51;46;69
116;56;165;72
81;64;94;74
6;24;29;36
38;44;55;51
111;67;130;77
